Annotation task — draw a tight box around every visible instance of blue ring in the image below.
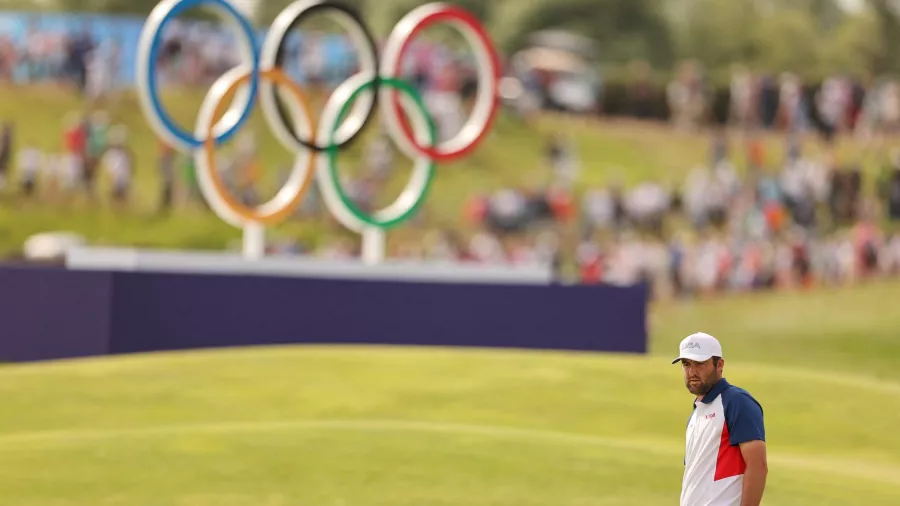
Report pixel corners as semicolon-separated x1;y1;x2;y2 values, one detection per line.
145;0;260;148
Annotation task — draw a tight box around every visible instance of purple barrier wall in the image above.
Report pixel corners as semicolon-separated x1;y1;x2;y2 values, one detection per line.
0;266;648;363
0;268;113;362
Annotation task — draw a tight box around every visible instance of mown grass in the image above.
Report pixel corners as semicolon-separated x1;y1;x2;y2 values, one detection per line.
0;281;898;505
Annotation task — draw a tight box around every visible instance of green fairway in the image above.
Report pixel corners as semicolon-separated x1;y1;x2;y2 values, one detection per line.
1;281;899;505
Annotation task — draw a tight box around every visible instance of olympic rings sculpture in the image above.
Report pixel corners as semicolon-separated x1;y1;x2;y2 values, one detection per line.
136;0;501;234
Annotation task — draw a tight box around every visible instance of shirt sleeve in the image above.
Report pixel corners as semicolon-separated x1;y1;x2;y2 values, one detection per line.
724;391;765;445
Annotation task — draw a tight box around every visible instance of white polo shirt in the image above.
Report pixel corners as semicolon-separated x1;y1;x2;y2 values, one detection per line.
681;378;765;506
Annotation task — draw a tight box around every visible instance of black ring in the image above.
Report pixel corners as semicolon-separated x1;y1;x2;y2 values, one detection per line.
269;0;380;153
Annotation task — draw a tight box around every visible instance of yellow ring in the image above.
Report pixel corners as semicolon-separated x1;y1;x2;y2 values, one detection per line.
203;68;317;224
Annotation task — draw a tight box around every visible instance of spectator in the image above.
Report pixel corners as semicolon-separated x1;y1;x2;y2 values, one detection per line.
158;140;176;212
84;111;109;197
667;60;707;132
0;121;12;191
101;125;133;205
625;60;657;119
777;72;807;132
729;64;757;131
62;112;86;192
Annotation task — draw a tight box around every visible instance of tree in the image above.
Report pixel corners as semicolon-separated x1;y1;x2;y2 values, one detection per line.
677;0;761;73
259;0;367;26
505;0;675;67
867;0;900;74
382;0;499;45
57;0;159;15
824;9;884;77
752;7;823;78
56;0;219;19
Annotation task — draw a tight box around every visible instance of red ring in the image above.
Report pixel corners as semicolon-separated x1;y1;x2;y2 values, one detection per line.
388;6;501;163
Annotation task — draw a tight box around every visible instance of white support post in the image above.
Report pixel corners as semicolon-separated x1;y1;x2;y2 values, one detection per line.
361;227;385;265
242;222;266;260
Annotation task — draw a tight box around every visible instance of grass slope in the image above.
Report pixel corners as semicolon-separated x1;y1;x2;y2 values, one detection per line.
0;281;899;505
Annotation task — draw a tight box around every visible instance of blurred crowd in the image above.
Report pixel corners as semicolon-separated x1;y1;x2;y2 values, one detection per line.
11;104;900;301
431;132;900;299
0;22;121;101
0;14;480;110
0;113;135;204
666;60;900;144
8;14;900;144
5;14;900;300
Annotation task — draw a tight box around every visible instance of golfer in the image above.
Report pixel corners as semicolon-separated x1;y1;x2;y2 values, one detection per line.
673;332;767;506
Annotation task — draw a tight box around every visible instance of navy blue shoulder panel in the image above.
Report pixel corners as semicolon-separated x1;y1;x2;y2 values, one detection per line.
721;384;765;445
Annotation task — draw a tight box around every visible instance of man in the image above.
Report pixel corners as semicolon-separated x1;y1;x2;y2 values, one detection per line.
673;332;767;506
0;121;12;190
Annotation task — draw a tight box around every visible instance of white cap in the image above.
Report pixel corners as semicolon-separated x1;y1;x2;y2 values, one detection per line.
671;332;723;364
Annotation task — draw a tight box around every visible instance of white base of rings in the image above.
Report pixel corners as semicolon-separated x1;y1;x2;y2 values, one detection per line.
243;223;266;260
362;228;385;265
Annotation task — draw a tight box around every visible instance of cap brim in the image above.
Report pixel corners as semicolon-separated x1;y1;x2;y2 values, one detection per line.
671;353;714;364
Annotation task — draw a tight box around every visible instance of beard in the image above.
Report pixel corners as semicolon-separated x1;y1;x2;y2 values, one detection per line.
685;375;717;396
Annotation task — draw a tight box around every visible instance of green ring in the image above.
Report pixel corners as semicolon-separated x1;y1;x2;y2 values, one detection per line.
326;76;436;229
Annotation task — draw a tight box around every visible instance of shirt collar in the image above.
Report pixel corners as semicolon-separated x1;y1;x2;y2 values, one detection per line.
696;378;730;405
